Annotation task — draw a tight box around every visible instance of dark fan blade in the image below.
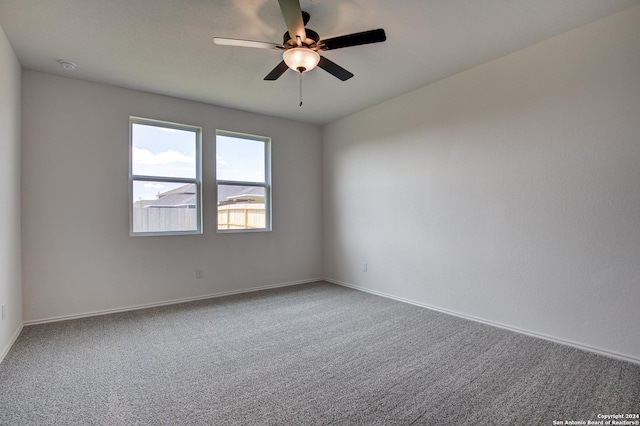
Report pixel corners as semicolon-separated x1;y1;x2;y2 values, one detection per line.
278;0;306;44
318;56;353;81
214;38;283;50
264;60;290;81
321;28;386;51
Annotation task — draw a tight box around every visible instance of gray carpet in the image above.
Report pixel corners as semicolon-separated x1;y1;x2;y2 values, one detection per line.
1;282;638;425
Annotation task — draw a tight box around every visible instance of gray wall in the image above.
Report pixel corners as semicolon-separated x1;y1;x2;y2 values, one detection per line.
0;25;22;361
21;71;323;322
323;6;640;361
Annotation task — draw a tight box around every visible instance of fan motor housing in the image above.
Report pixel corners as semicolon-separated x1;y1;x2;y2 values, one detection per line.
283;28;320;49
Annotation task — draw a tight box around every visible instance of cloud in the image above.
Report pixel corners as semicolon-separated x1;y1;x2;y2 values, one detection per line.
144;183;165;190
216;154;228;166
133;146;195;165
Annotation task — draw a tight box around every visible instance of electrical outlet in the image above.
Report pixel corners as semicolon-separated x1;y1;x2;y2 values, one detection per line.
362;262;368;272
195;268;203;279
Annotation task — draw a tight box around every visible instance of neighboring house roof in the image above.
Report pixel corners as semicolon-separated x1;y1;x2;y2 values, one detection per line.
142;183;264;208
159;183;196;196
134;199;156;208
146;193;196;208
146;184;196;208
218;185;265;204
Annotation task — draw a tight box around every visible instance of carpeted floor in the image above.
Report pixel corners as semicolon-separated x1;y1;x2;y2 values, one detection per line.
1;282;638;425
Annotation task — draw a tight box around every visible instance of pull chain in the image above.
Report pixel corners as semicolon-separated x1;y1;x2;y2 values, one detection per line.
299;71;303;107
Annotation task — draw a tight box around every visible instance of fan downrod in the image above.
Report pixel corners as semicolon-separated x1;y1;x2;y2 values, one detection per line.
282;11;319;48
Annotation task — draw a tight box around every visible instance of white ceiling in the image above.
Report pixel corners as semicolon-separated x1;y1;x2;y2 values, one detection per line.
1;0;638;125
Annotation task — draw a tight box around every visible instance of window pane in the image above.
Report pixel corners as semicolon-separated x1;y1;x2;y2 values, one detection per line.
216;135;265;182
133;180;198;233
132;123;196;178
217;185;266;230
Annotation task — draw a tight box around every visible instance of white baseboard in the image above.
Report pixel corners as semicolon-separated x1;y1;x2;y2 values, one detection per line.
24;278;323;326
325;277;640;366
0;322;23;364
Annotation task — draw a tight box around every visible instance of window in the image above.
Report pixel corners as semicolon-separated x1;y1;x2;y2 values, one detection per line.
216;130;271;232
130;117;202;235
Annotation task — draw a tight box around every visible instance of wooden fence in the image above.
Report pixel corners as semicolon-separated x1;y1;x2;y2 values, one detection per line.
133;208;197;233
133;203;265;232
217;203;265;230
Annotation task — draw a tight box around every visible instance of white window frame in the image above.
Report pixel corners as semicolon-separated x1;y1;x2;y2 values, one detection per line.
216;130;272;233
129;117;202;236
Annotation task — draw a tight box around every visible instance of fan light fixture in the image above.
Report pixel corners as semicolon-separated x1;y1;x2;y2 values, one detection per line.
214;1;387;82
283;47;320;72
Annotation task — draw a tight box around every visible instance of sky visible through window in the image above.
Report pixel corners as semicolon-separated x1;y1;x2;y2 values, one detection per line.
132;125;265;202
216;135;265;183
132;123;196;200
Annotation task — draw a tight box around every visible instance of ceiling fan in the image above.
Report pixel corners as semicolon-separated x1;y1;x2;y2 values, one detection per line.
213;0;387;82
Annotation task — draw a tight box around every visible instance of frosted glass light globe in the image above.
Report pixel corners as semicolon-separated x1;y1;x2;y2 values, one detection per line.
283;48;320;72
